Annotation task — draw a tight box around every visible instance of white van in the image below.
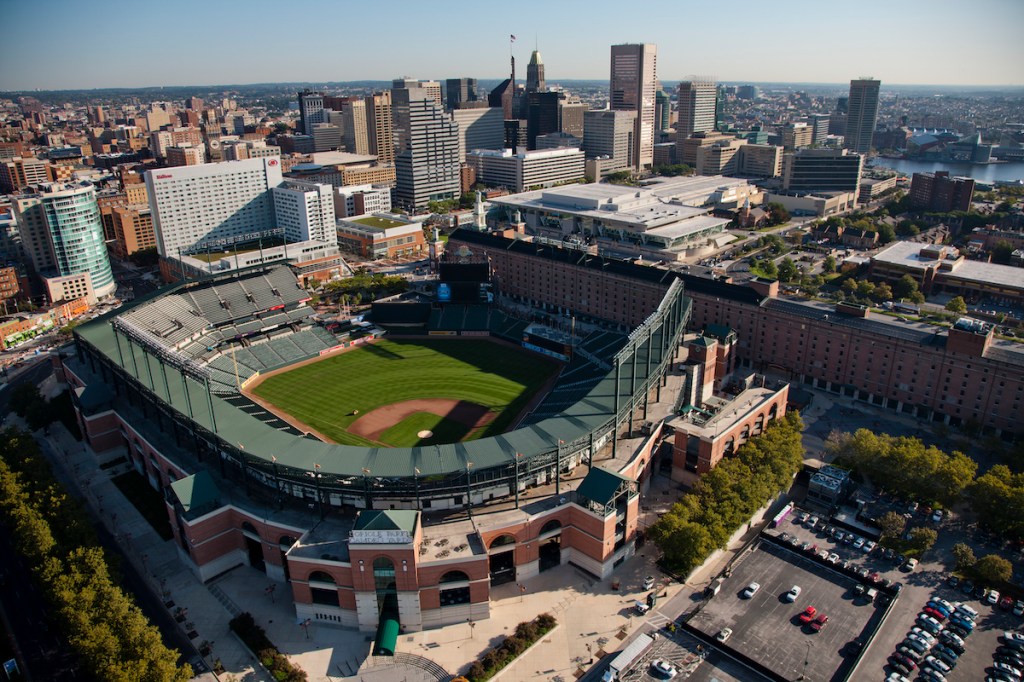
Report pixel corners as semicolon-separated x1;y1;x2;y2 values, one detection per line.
954;603;979;621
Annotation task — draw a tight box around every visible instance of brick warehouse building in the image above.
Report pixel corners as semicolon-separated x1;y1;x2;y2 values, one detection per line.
448;230;1024;436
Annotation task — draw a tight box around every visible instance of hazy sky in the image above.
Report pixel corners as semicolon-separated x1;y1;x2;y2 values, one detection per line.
3;0;1023;90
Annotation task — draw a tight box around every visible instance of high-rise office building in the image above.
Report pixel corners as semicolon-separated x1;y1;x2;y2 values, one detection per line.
781;122;813;151
0;156;51;193
526;92;561;150
582;109;636;173
782;148;864;193
465;148;584;193
558;98;587;139
655;89;671;132
145;157;283;257
342;100;370;155
365;92;394;165
392;79;443;153
13;182;116;301
445;78;479;110
676;79;717;139
451;108;505;162
810;114;830;145
609;43;657;168
526;50;545;94
271;180;337;243
394;93;460;210
845;78;880;154
298;91;325;136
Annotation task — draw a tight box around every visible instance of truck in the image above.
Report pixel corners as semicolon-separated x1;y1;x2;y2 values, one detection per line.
601;633;654;681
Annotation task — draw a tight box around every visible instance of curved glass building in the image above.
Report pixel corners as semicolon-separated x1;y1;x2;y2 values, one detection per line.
41;182;116;299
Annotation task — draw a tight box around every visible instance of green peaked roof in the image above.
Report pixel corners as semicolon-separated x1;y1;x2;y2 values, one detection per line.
576;467;633;506
704;323;734;340
170;471;222;517
353;509;419;533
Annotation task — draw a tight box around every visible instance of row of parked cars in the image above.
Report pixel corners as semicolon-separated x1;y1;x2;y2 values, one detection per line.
988;632;1024;682
887;597;979;681
947;575;1024;617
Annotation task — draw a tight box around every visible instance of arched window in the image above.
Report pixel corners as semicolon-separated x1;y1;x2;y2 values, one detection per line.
439;570;471;606
724;438;735;455
308;571;336;585
540;520;562;535
373;557;396;593
755;414;765;434
440;570;469;584
489;534;516;549
308;571;339;607
768;403;779;420
740;425;750;440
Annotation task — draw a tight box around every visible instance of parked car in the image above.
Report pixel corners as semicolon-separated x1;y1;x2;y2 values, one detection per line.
835;530;846;542
892;652;917;670
810;614;828;631
988;590;1002;605
1002;595;1016;611
1003;632;1024;646
947;575;960;588
902;558;919;572
827;552;840;564
853;537;866;550
925;655;952;674
741;582;761;598
1015;601;1024;617
902;637;930;655
716;627;733;642
917;614;943;634
643;575;656;590
649;659;678;680
785;585;802;602
933;644;959;664
932;509;944;523
949;615;975;633
961;579;976;595
799;606;818;624
864;540;877;553
923;606;947;622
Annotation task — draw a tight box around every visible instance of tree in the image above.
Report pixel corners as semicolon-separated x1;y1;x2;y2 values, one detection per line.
945;296;967;314
951;543;976;572
877;224;897;244
992;240;1015;265
871;282;893;304
974;553;1013;585
777;258;799;283
894;274;922;302
908;526;938;553
759;258;778;279
876;511;907;540
765;202;790;226
822;255;837;274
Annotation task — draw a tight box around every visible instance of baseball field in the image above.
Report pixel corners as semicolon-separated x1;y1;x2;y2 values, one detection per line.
247;338;557;447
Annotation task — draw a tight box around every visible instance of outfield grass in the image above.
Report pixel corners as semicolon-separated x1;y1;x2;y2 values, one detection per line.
251;339;557;446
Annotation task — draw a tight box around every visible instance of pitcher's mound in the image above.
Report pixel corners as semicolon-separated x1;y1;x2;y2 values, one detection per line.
417;430;434;439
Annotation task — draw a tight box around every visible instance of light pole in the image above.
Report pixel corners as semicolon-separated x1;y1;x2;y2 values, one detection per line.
798;640;811;680
362;467;372;510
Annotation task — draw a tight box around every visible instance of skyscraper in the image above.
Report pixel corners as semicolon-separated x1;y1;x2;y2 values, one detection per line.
676;79;717;138
609;43;657;168
845;78;880;154
583;109;636;173
394;92;460;210
342;99;370;155
445;78;479;110
526;92;560;150
526;50;545;94
14;182;116;301
654;89;671;133
365;92;394;165
298;91;325;136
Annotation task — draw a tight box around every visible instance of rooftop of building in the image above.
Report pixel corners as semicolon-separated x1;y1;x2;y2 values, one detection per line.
872;240;1024;290
667;383;785;440
309;151;377;167
344;214;414;231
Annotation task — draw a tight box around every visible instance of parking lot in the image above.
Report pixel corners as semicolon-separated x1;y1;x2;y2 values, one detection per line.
617;629;770;682
688;541;883;681
773;505;1024;680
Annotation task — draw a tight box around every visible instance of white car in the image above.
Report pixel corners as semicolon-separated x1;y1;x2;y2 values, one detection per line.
924;655;951;674
716;627;733;642
987;589;1002;605
784;585;802;602
650;659;678;680
643;575;656;590
863;540;877;553
993;661;1022;679
853;537;865;549
1005;631;1024;645
742;582;761;598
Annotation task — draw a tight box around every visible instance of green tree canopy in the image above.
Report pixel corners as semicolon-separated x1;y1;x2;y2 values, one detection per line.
822;255;837;274
876;511;907;540
951;542;976;572
945;296;967;314
974;553;1013;585
777;258;799;283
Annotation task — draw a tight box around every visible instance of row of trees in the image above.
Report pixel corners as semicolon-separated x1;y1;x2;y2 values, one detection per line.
0;427;191;681
826;430;977;508
952;543;1014;585
836;274;925;305
650;413;805;575
314;270;408;305
828;430;1024;542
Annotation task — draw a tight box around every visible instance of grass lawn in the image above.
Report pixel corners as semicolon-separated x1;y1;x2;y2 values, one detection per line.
380;413;471;447
251;339;557;446
112;471;174;540
351;215;407;230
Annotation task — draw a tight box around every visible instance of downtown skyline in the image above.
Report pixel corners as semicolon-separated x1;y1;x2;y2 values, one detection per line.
3;0;1024;91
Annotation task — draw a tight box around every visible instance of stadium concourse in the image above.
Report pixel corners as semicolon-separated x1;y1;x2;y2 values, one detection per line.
61;256;693;644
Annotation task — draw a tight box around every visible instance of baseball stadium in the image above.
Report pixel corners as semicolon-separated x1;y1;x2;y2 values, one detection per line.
62;230;708;643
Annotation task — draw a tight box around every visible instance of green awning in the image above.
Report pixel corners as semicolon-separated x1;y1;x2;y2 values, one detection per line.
576;467;633;507
373;612;399;656
169;471;222;518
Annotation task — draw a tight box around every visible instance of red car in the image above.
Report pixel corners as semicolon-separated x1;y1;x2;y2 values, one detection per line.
811;614;829;631
892;652;917;669
923;606;947;621
799;606;818;624
1000;595;1015;611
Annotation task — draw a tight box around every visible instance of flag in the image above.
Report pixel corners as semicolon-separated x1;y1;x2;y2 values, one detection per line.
510;34;517;41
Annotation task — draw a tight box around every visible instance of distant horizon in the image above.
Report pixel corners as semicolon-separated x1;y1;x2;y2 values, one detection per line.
4;79;1023;97
2;0;1022;91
